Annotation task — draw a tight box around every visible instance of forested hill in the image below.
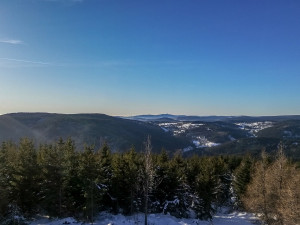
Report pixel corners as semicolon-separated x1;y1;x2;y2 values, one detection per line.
0;113;189;152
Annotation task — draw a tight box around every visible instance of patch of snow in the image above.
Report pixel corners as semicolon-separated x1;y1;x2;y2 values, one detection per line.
283;130;292;136
163;198;180;214
28;212;260;225
29;217;78;225
158;122;203;136
183;146;194;152
235;121;273;137
228;135;236;141
193;136;220;148
161;127;169;132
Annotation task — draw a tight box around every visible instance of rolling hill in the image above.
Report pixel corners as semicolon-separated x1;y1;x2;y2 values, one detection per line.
0;113;189;152
1;113;300;159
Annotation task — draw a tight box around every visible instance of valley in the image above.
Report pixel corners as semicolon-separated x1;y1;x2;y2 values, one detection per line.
1;113;300;159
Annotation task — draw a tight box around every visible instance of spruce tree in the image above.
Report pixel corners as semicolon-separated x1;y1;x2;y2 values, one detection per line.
78;145;99;222
233;155;253;207
11;138;39;216
37;143;64;217
123;147;140;214
61;138;81;216
151;149;169;213
95;143;113;210
0;142;10;218
163;151;191;218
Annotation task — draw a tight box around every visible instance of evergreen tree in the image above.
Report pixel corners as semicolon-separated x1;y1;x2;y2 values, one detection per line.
151;149;170;213
37;143;64;217
11;138;40;216
212;156;231;208
111;153;127;213
162;151;191;218
0;142;10;218
123;147;140;214
0;141;21;223
1;137;299;224
78;145;99;222
60;138;81;216
195;158;217;220
95;143;113;210
233;155;253;208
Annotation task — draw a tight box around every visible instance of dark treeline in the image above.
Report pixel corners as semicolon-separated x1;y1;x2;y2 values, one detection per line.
0;138;299;225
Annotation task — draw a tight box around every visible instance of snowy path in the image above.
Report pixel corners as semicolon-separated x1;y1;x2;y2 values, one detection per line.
29;211;260;225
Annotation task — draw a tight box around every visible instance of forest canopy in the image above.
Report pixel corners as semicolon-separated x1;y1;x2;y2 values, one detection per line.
0;138;299;225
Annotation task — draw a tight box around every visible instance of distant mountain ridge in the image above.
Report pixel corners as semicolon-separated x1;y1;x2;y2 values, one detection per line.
124;114;300;122
123;114;237;122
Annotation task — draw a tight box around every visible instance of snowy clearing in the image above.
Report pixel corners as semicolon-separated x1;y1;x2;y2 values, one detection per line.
235;122;273;137
28;211;260;225
158;122;203;135
193;136;220;148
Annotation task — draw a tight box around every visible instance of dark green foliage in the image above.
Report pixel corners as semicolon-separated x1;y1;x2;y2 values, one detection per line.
233;156;253;208
161;152;190;218
0;142;10;217
0;138;238;220
111;147;142;214
60;138;82;216
11;139;40;216
37;143;64;217
96;143;113;210
2;138;298;223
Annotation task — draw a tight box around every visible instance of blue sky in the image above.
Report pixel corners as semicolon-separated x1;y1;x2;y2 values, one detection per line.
0;0;300;116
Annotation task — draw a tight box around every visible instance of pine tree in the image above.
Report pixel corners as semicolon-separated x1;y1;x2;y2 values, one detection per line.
11;138;40;216
0;141;21;222
78;145;99;222
123;147;140;214
111;153;127;213
110;147;142;214
151;149;169;213
0;142;10;218
195;158;217;220
162;151;191;218
37;143;64;217
95;143;113;210
233;155;253;208
60;138;81;216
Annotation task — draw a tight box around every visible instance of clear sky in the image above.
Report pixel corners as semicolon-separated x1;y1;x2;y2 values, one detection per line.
0;0;300;116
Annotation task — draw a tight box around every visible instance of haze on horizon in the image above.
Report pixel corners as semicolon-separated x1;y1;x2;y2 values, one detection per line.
1;0;300;117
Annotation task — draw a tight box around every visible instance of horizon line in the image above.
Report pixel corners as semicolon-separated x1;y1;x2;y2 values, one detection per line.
1;112;300;118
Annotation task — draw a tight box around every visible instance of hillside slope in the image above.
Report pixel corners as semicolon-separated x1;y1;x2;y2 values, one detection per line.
0;113;189;152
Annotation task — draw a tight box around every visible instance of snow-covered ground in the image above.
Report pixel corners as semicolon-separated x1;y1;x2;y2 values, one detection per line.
235;122;273;137
158;122;220;150
158;122;203;135
193;136;220;148
28;211;260;225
